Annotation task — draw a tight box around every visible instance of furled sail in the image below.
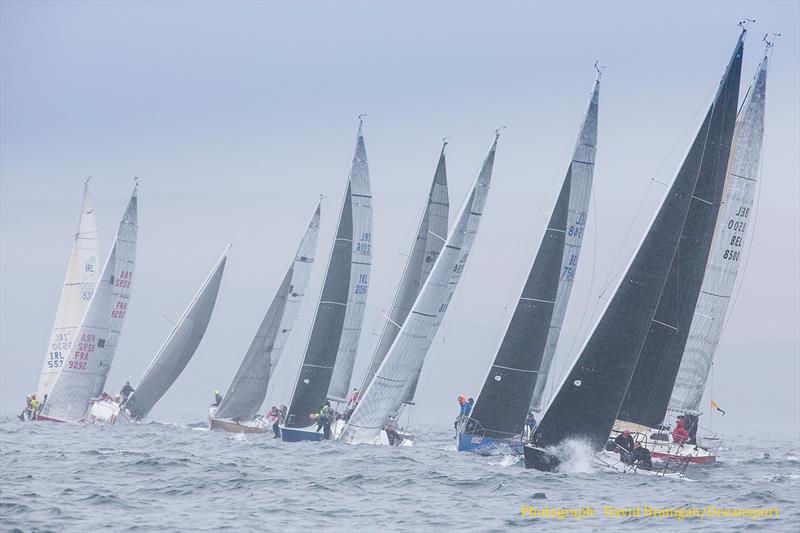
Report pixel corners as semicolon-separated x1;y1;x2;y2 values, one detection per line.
527;33;743;454
214;203;320;421
358;141;449;404
466;73;599;442
340;132;500;445
124;249;228;420
284;122;372;428
40;184;139;422
327;123;373;402
669;46;770;414
37;180;100;399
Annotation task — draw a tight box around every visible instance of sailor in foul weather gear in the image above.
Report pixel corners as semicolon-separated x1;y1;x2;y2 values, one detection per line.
614;429;634;461
524;412;537;438
314;402;334;439
631;442;652;470
672;418;689;445
120;380;134;403
213;390;223;407
18;395;33;421
385;420;402;446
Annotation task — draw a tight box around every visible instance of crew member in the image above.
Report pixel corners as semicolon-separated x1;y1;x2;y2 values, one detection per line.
213;390;223;407
614;429;634;461
672;418;689;445
385;420;402;446
18;395;33;421
524;412;537;437
120;381;134;403
631;442;653;470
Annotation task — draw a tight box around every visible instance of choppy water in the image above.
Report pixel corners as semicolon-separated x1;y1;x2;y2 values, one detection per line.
1;417;798;531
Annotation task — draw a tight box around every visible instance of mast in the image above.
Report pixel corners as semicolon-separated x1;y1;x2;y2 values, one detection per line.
284;120;372;428
40;183;139;421
215;203;320;421
669;39;771;414
37;179;100;399
124;246;228;420
358;140;449;401
466;71;599;441
339;131;500;445
528;33;744;452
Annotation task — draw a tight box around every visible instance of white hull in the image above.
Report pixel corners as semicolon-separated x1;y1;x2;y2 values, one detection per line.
596;451;686;478
86;398;131;425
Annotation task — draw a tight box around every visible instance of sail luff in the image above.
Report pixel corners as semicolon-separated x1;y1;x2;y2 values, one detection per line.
215;204;320;421
339;134;499;444
123;247;227;419
358;142;449;401
37;181;100;399
669;48;769;414
528;34;744;452
465;75;599;441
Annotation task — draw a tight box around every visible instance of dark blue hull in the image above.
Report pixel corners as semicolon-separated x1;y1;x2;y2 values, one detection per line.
280;425;324;442
457;432;523;456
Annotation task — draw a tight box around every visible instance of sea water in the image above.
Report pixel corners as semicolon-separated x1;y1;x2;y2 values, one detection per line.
1;417;798;531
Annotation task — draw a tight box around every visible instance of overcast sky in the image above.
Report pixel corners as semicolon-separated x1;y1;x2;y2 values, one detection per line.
1;1;798;436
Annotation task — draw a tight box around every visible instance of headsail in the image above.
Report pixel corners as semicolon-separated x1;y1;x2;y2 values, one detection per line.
40;184;139;421
284;122;372;428
358;141;449;403
124;248;228;420
214;203;320;421
340;132;500;445
528;33;743;453
328;122;373;402
37;180;100;399
466;73;599;442
669;45;770;414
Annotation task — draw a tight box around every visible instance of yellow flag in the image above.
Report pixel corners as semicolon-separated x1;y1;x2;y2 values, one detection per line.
711;400;726;415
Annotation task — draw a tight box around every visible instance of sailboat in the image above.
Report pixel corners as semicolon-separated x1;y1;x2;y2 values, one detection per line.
605;37;773;467
209;203;320;433
523;31;744;472
280;119;373;442
36;180;100;401
38;183;139;422
91;247;229;423
352;140;450;441
459;70;599;455
339;131;501;446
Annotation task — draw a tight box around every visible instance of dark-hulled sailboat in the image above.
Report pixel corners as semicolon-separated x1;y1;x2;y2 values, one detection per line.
523;31;744;471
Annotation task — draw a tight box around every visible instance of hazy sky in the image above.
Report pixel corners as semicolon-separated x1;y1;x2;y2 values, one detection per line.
1;1;798;436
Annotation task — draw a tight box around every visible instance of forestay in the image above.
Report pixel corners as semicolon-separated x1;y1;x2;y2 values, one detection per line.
124;249;227;420
669;47;770;414
215;204;320;421
466;74;599;442
528;33;743;452
359;141;449;403
328;123;373;402
40;185;139;422
37;180;100;399
340;133;500;445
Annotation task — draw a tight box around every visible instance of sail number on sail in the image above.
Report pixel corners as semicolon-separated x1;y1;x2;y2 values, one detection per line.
47;333;71;368
723;206;750;262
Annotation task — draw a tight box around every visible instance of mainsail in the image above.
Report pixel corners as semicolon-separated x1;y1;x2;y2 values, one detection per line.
284;122;372;428
40;184;139;422
669;46;770;414
37;180;100;399
124;248;228;420
339;132;500;445
358;141;449;403
527;33;743;454
214;204;320;421
327;122;373;402
466;73;599;442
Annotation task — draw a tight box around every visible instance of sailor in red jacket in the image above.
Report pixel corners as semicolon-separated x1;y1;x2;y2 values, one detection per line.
672;418;689;445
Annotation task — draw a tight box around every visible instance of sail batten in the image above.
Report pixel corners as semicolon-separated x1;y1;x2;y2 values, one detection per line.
37;181;100;399
214;204;320;421
340;134;499;444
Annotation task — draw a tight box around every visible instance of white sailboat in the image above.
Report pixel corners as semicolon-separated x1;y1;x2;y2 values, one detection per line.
39;183;139;422
209;203;320;433
339;131;501;446
36;180;99;400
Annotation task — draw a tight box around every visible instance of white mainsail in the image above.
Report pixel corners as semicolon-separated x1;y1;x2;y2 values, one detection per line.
124;247;228;420
668;47;770;414
214;203;320;421
37;180;100;399
40;184;138;421
339;133;500;445
327;121;373;402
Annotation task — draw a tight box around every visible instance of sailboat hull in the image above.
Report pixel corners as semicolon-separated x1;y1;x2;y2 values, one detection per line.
457;432;522;456
523;445;561;471
280;425;325;442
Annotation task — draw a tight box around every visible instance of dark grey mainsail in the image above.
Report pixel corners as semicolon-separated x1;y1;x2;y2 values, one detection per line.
285;123;371;428
525;33;744;464
213;204;320;421
464;74;599;442
358;141;449;403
